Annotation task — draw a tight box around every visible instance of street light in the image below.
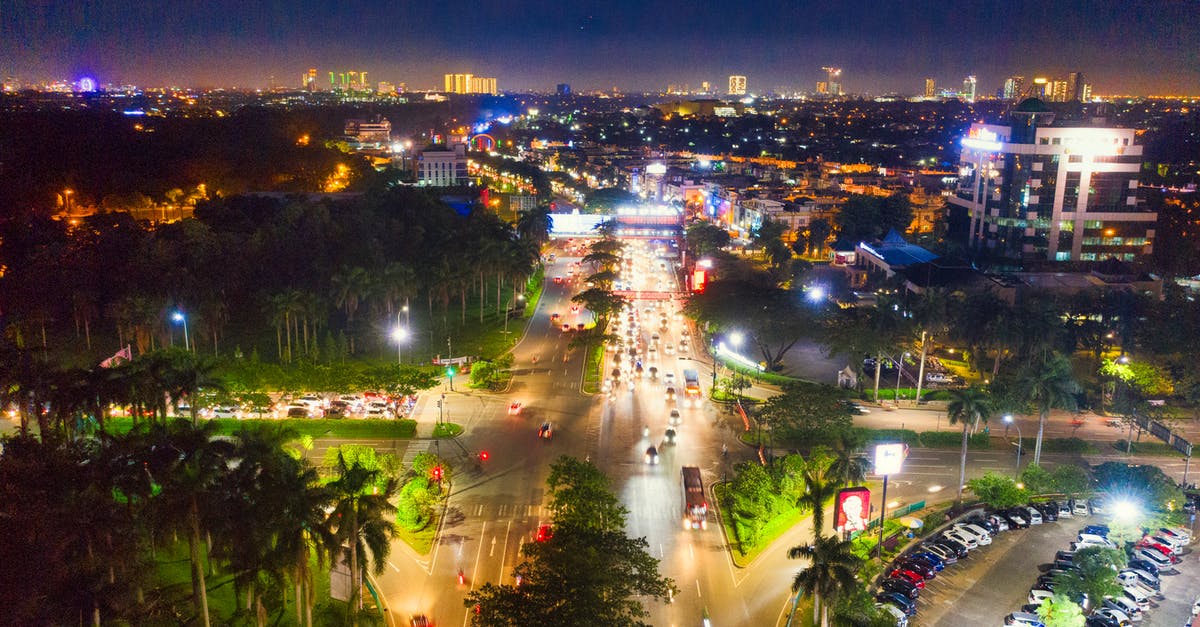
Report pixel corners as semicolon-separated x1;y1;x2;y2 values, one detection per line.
504;294;526;333
895;352;910;404
171;311;190;352
391;327;410;364
1003;414;1021;476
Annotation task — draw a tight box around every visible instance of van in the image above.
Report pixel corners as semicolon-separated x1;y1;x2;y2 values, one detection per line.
1005;611;1046;627
1133;548;1171;570
1121;585;1150;611
1119;568;1159;592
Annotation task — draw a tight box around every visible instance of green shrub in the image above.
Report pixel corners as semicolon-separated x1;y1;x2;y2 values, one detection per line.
396;477;436;531
1026;437;1097;454
920;431;990;449
854;427;920;446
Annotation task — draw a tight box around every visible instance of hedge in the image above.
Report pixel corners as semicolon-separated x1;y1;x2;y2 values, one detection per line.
919;431;991;450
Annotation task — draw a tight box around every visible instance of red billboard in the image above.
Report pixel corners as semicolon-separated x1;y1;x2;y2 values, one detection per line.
835;486;871;534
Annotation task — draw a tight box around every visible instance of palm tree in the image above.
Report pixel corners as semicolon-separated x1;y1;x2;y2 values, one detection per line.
946;386;993;505
378;262;417;318
330;266;373;354
325;451;398;626
798;469;838;539
1017;352;1081;465
788;534;862;627
515;205;552;247
826;431;870;488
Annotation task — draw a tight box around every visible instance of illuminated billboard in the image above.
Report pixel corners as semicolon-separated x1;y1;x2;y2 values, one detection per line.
874;443;907;475
835;487;871;534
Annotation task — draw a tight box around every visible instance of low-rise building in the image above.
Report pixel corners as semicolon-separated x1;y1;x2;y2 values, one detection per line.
417;143;469;187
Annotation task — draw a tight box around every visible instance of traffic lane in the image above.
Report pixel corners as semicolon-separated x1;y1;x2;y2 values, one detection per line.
921;516;1079;626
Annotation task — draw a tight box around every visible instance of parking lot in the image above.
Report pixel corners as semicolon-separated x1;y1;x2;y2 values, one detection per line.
907;514;1200;626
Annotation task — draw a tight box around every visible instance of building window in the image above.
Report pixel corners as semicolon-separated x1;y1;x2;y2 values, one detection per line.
1040;137;1050;145
1052;137;1061;145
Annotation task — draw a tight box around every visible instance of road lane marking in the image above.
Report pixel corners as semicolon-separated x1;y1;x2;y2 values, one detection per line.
470;520;487;592
695;579;702;597
387;560;400;573
489;536;497;557
499;520;512;583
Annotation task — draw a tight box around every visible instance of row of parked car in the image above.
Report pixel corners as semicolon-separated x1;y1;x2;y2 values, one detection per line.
1006;507;1193;627
874;507;1020;625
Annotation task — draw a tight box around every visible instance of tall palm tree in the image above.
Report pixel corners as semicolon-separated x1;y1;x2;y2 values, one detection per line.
1017;352;1080;465
788;534;862;627
330;267;373;354
515;205;552;247
798;469;838;539
946;386;993;505
325;452;398;626
826;431;870;489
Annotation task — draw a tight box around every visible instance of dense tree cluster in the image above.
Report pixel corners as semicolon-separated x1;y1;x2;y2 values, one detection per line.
0;189;551;365
0;422;404;626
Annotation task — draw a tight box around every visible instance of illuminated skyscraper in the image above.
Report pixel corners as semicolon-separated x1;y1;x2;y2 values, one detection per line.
924;78;936;98
727;75;747;96
961;75;977;102
821;67;842;96
1002;76;1024;100
444;73;497;95
304;68;317;91
1047;79;1070;102
1066;72;1084;101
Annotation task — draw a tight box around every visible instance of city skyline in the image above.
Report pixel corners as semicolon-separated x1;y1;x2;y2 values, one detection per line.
4;0;1200;95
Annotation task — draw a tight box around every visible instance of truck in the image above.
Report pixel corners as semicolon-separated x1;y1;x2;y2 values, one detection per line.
683;368;701;406
681;466;708;530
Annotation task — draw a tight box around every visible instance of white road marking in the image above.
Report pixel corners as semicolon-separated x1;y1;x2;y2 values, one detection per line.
489;535;497;557
695;579;702;598
470;520;487;592
499;520;512;582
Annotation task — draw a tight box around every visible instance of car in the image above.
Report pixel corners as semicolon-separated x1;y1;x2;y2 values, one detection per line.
211;404;241;419
294;395;324;409
1086;615;1120;627
888;568;928;587
1072;499;1091;517
550;313;561;321
1094;607;1131;627
664;387;677;402
1058;502;1073;518
875;603;909;627
1028;589;1055;605
668;409;682;425
410;614;431;627
535;524;553;542
1055;550;1075;563
538;422;553;440
1103;596;1143;622
507;402;522;415
1081;524;1110;536
1004;509;1030;528
968;515;1001;534
286;404;316;418
1077;533;1114;547
576;323;586;331
1132;548;1172;570
1149;534;1185;552
326;400;352;417
664;428;677;444
907;551;945;570
561;323;571;332
1024;505;1044;524
1005;611;1046;627
941;529;977;549
647;366;659;380
879;577;920;599
953;523;992;545
1052;560;1077;573
1135;540;1179;563
553;276;563;284
1126;558;1160;577
1089;496;1108;514
875;592;916;616
895;558;936;579
1035;502;1059;522
1156;526;1191;544
921;542;958;564
933;538;969;558
1121;584;1150;610
365;401;391;417
1119;569;1160;592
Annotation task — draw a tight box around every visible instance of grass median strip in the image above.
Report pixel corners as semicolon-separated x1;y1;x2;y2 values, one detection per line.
105;417;417;439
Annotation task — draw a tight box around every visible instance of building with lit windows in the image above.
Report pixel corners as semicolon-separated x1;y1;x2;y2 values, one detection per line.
417;143;469;187
727;75;747;96
948;98;1155;263
443;73;498;95
1003;76;1025;100
961;75;977;102
924;78;936;99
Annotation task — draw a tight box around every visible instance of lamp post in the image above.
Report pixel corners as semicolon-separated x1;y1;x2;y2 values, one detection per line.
1003;414;1021;476
391;327;409;365
504;294;525;334
171;311;190;352
895;352;910;405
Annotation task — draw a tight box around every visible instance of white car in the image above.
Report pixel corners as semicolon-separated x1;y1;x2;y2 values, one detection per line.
1072;500;1090;517
1027;589;1054;606
1005;611;1045;626
942;529;977;549
1096;607;1131;627
1077;533;1114;548
1121;585;1150;611
211;405;241;419
1103;596;1143;622
952;523;992;545
876;603;908;627
1024;506;1043;524
1057;503;1073;518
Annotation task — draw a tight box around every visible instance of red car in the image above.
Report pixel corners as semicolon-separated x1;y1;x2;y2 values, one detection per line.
507;402;522;415
535;524;553;542
553;276;563;284
570;305;580;314
888;569;927;588
1137;540;1181;563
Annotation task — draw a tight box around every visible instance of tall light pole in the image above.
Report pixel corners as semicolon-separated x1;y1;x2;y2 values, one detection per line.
1003;414;1021;477
895;352;910;404
391;327;409;365
504;294;525;333
171;311;190;352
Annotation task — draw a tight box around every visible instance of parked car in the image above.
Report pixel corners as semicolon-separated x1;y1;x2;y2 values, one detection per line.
1028;588;1055;605
1033;502;1058;522
1082;524;1110;536
1004;509;1031;529
1005;611;1046;627
1135;539;1180;563
941;529;978;549
1132;548;1172;570
1086;614;1121;627
1118;569;1160;592
1055;550;1075;563
879;577;920;599
953;523;993;545
875;592;916;616
895;557;937;579
1024;505;1044;524
1089;496;1108;514
933;538;969;558
1121;584;1150;611
1103;596;1143;622
1094;607;1132;627
921;542;958;565
1126;558;1160;577
875;603;908;627
1057;502;1073;518
888;568;929;586
1071;499;1091;517
907;551;945;571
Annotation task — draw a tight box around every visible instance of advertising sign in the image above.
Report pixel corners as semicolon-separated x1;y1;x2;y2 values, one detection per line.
835;487;871;534
874;443;907;476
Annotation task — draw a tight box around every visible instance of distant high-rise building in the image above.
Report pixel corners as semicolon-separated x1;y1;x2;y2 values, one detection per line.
822;67;842;96
961;75;977;102
816;81;828;95
556;83;571;95
377;82;396;95
1002;76;1025;100
1080;83;1092;101
444;73;497;95
701;81;711;94
1047;79;1071;102
1066;71;1084;101
728;75;747;96
304;68;317;91
949;100;1154;263
1031;77;1049;98
924;78;936;98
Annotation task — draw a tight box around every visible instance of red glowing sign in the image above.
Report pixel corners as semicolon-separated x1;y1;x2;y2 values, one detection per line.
835;486;871;534
691;269;707;292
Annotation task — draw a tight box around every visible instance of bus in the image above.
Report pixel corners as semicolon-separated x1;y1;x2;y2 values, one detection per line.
681;466;708;530
683;369;701;407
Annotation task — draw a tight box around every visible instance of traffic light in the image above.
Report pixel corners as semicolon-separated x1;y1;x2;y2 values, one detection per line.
446;366;456;378
432;466;443;481
478;450;490;462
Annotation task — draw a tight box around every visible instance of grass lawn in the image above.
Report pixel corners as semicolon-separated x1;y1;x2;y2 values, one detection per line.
432;422;463;438
713;482;810;567
1112;439;1182;456
105;417;417;439
582;344;604;394
395;509;441;556
712;389;765;403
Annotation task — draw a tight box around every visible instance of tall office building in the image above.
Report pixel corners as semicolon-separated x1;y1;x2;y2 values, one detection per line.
924;78;936;99
1047;79;1070;102
948;99;1155;263
821;67;842;96
1066;72;1084;102
961;75;977;102
304;68;317;91
728;75;747;96
444;73;498;95
1003;76;1025;100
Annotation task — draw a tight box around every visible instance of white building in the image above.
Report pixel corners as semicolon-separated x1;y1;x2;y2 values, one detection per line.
948;99;1155;262
418;143;468;187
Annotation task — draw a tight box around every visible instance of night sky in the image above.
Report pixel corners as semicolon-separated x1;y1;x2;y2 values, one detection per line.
3;0;1199;95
